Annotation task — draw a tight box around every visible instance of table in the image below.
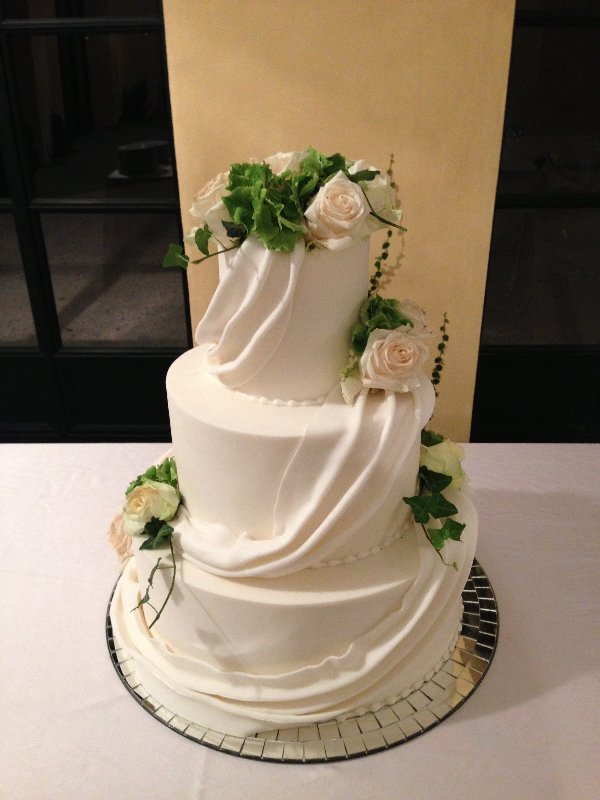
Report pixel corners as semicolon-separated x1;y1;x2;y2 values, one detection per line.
1;443;599;800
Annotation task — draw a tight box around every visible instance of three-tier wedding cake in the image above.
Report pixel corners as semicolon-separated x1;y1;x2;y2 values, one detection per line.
108;148;477;737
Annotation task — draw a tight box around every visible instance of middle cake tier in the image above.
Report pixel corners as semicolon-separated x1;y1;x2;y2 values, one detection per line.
167;345;436;578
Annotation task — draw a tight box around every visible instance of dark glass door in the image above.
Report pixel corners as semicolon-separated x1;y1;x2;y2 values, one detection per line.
472;3;600;442
0;3;191;442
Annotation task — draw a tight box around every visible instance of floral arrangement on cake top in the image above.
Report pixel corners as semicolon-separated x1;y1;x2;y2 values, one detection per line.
163;147;405;268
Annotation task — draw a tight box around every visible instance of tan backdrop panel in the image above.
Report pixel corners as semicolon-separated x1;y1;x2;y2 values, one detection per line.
163;0;514;441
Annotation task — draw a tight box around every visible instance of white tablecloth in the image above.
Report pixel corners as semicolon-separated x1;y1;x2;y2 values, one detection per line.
1;442;599;800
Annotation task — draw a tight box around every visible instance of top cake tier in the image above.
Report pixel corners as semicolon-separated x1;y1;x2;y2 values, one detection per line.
174;149;406;403
195;238;369;402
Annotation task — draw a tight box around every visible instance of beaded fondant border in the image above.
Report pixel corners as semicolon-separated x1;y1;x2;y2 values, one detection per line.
106;559;498;762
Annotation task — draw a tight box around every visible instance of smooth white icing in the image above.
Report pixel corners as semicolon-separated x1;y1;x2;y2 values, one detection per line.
195;237;369;401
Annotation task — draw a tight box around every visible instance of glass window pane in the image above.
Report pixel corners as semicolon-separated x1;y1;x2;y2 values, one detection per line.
1;1;161;19
498;26;600;196
0;142;9;199
8;32;176;201
43;212;188;347
517;1;599;10
481;208;600;346
0;214;37;346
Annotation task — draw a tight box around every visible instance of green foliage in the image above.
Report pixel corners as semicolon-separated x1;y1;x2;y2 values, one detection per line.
418;466;452;494
369;228;393;297
222;220;247;240
404;436;466;563
162;244;189;270
421;428;444;447
403;492;458;524
427;518;465;550
350;294;412;354
432;312;449;395
162;147;402;267
222;161;306;252
194;224;212;256
349;168;380;183
291;148;347;202
139;517;174;550
133;522;177;630
126;456;178;495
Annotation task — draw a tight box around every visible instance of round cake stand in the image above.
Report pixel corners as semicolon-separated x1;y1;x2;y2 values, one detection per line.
106;559;498;763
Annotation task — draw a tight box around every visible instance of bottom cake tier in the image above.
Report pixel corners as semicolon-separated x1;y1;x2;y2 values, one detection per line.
109;490;477;737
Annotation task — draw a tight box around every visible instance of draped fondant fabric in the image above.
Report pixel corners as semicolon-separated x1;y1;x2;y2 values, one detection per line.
194;238;306;389
176;379;435;578
186;237;436;578
110;490;477;734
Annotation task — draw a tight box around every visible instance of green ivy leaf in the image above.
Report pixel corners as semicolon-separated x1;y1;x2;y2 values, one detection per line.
427;528;447;550
419;466;452;494
139;517;174;550
146;557;164;587
194;224;212;256
421;429;445;447
403;492;458;523
403;495;430;524
443;517;466;541
427;517;466;550
222;220;247;240
162;244;189;270
135;583;151;609
348;169;380;183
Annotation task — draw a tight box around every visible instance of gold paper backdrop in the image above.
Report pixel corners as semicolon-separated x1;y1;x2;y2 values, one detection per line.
163;0;514;440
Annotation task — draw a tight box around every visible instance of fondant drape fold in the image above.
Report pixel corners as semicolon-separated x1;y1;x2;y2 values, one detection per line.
195;238;306;389
177;379;434;578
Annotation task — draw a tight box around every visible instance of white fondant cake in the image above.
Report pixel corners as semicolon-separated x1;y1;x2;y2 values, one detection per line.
109;150;478;737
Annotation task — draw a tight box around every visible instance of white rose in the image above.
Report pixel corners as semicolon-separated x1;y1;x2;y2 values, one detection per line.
264;150;305;175
203;201;233;244
420;439;466;488
304;171;369;250
340;371;363;405
122;479;180;537
348;159;403;232
190;171;229;221
360;328;429;393
107;513;133;561
189;170;233;244
398;299;433;339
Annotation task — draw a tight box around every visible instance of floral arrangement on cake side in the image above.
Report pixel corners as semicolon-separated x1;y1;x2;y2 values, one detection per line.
108;457;181;627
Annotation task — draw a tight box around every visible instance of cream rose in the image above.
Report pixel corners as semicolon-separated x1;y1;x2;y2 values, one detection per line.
264;150;305;175
398;299;433;339
122;479;180;537
420;439;466;488
348;159;403;232
190;171;229;221
107;513;133;561
304;171;369;250
189;170;232;244
360;328;429;393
